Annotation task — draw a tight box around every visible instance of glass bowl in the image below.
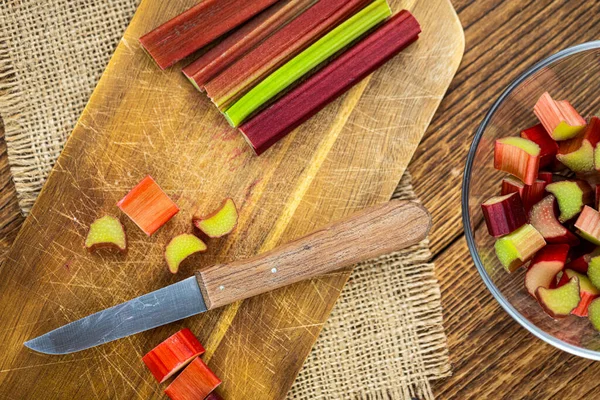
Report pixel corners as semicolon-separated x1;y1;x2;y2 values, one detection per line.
463;41;600;360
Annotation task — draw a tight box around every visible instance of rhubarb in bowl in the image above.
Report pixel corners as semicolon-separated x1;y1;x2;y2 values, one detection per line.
463;41;600;360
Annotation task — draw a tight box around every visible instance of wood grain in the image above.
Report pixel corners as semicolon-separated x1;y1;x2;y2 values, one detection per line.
0;0;462;399
197;201;430;309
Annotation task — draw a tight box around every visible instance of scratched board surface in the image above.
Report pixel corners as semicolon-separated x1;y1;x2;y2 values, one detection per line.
0;0;463;398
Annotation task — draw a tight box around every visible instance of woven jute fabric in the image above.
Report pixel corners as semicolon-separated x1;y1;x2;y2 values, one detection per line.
0;1;450;398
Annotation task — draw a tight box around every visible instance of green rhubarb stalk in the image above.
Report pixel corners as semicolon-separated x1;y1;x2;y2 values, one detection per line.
223;0;392;127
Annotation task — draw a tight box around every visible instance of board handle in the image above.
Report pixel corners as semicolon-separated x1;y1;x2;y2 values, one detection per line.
195;200;431;310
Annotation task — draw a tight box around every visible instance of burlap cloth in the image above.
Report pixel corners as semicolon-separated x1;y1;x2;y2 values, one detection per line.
0;1;451;398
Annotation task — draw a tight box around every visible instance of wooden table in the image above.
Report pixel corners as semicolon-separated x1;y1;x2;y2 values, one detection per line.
1;1;600;398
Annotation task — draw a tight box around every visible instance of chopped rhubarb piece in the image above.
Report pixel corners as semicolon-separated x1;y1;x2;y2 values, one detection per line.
494;224;546;272
589;255;600;290
142;329;206;383
84;215;127;252
537;171;553;184
224;0;393;127
481;193;526;237
528;195;579;245
193;198;239;238
164;357;222;400
139;0;279;69
565;247;600;273
556;117;600;172
240;10;422;154
588;298;600;331
536;276;580;318
533;92;586;141
558;269;600;317
575;206;600;245
545;180;593;222
117;176;179;236
501;176;547;211
165;234;207;274
525;244;569;297
205;0;373;110
182;0;315;90
521;123;559;167
494;137;540;185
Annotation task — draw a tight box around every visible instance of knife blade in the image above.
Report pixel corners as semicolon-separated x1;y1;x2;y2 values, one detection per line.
25;200;430;355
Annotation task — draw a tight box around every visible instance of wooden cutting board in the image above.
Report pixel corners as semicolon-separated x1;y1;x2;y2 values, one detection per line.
0;0;463;398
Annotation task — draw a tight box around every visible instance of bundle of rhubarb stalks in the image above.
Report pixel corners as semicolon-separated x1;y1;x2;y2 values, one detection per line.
139;0;421;155
484;92;600;330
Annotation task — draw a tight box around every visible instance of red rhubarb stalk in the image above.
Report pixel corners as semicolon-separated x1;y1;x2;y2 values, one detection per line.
164;357;221;400
205;0;373;110
528;195;579;245
481;192;527;237
182;0;316;90
537;171;553;184
494;137;541;185
524;244;569;297
142;329;205;383
501;176;547;211
575;205;600;245
238;10;421;155
533;92;586;141
520;123;559;168
140;0;280;69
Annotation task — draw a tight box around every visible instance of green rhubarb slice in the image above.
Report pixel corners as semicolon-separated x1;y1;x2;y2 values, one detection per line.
588;298;600;331
494;224;545;272
497;137;541;156
193;198;238;238
546;181;585;222
165;234;207;274
557;140;594;172
223;0;392;127
85;215;126;252
565;269;600;295
536;276;580;318
588;256;600;290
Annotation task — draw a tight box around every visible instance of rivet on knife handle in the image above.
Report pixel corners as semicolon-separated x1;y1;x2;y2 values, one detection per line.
195;200;431;309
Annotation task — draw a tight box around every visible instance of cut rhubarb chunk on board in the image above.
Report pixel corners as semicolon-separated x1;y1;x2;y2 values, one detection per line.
164;357;222;400
545;180;592;222
481;192;526;237
575;205;600;246
494;137;540;185
117;175;179;236
556;117;600;172
84;215;127;252
528;195;579;245
557;269;600;317
588;255;600;290
524;244;569;297
536;276;580;319
521;123;559;168
533;92;587;141
193;198;238;238
142;329;206;383
494;224;546;272
139;0;279;69
501;176;547;211
588;298;600;331
165;234;207;274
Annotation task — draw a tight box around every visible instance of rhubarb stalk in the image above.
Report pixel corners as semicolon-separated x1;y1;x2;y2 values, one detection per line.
520;123;558;168
205;0;373;110
556;117;600;172
140;0;280;69
182;0;316;90
533;92;586;141
481;192;527;237
224;0;393;127
239;10;421;154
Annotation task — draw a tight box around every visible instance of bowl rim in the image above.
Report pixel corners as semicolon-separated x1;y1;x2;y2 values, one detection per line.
462;41;600;360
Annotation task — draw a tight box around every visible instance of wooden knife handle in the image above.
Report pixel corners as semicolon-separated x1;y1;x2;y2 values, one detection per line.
195;200;431;310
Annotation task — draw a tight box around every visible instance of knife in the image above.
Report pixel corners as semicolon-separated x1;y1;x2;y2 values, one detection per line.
24;200;430;355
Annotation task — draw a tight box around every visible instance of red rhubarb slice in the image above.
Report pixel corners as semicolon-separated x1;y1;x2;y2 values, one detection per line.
545;180;593;223
533;92;586;141
556;117;600;172
142;329;206;383
494;224;546;272
529;195;579;245
193;198;238;238
481;192;527;237
537;171;553;184
165;234;208;274
524;244;569;297
494;137;540;185
205;0;372;110
239;10;421;155
84;215;127;252
501;176;547;212
117;176;179;236
139;0;279;69
557;269;600;317
575;205;600;245
536;276;581;319
521;123;559;168
164;357;222;400
182;0;315;90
